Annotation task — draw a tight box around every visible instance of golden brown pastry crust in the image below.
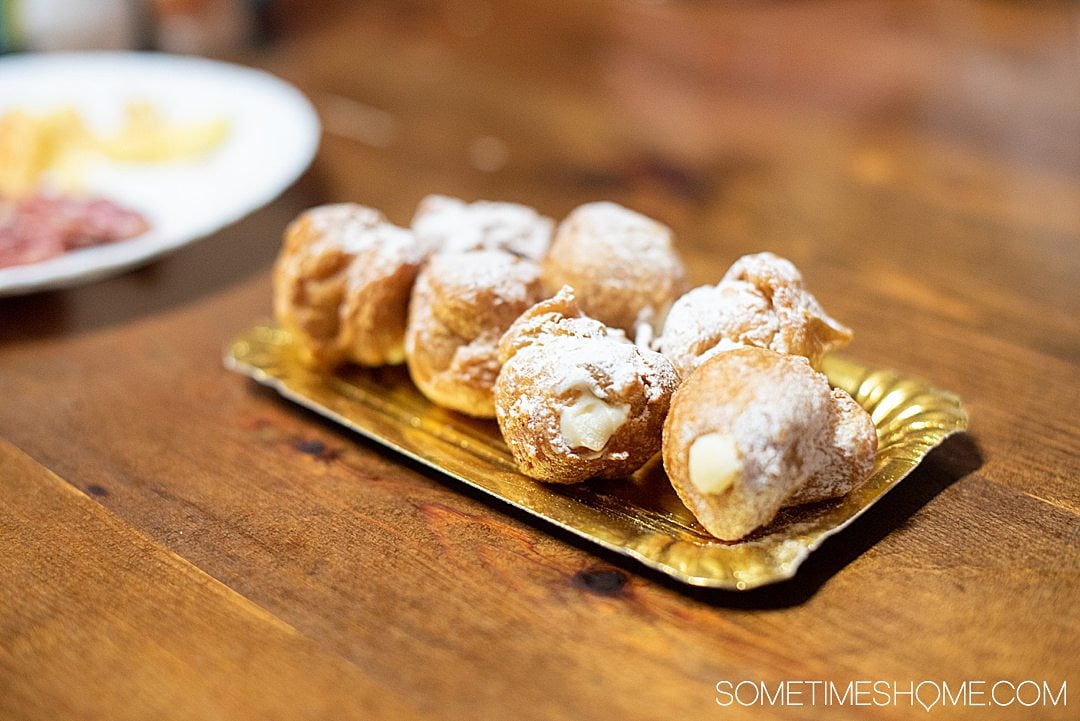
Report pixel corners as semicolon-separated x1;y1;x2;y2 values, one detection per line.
497;285;612;363
406;249;546;417
541;202;688;341
657;252;852;379
494;287;679;483
662;347;877;540
272;203;429;368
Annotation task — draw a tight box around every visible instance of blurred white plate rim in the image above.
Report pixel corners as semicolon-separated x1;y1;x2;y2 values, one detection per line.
0;51;321;296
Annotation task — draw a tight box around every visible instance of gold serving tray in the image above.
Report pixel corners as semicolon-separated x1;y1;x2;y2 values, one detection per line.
225;323;968;590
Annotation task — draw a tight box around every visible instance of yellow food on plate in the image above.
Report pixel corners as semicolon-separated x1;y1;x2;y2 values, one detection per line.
0;101;230;198
95;101;230;163
0;107;90;197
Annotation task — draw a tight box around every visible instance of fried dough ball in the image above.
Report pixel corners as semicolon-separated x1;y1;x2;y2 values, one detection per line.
662;347;877;541
273;203;430;368
494;287;679;483
405;249;546;417
656;252;852;379
541;201;689;343
410;194;553;261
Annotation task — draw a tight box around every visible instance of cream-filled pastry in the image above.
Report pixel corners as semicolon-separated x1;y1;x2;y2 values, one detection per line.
662;346;877;540
273;203;431;368
495;288;679;483
541;201;689;342
405;249;546;417
411;194;553;261
657;252;852;379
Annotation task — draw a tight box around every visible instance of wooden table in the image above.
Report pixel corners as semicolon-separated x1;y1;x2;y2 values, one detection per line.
2;1;1077;719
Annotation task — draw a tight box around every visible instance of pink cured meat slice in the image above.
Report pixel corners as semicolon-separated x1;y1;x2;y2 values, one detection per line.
0;194;150;268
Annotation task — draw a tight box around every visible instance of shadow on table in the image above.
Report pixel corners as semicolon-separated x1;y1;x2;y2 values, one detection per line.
653;432;984;608
483;432;983;610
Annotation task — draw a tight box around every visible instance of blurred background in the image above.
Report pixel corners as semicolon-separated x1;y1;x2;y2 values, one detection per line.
2;0;1078;355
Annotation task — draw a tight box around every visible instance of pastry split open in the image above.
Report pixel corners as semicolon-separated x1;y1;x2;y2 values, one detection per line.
494;287;679;483
662;346;877;540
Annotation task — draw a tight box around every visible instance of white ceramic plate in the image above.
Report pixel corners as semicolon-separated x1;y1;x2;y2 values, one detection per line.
0;51;320;296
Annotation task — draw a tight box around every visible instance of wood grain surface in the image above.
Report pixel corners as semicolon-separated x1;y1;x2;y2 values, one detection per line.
2;1;1078;719
0;441;426;721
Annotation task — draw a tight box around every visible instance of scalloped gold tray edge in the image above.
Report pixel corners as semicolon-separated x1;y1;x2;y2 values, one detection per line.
225;322;968;590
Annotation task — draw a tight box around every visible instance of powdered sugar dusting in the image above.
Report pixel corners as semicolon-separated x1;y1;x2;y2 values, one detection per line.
494;286;679;483
561;201;678;264
405;248;545;417
425;249;542;310
542;202;688;338
657;252;852;378
499;286;611;363
288;203;429;287
412;195;553;261
273;203;429;367
663;347;875;540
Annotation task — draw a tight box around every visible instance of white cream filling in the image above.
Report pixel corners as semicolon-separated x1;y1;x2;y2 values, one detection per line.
688;433;743;495
560;393;629;452
559;390;629;453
